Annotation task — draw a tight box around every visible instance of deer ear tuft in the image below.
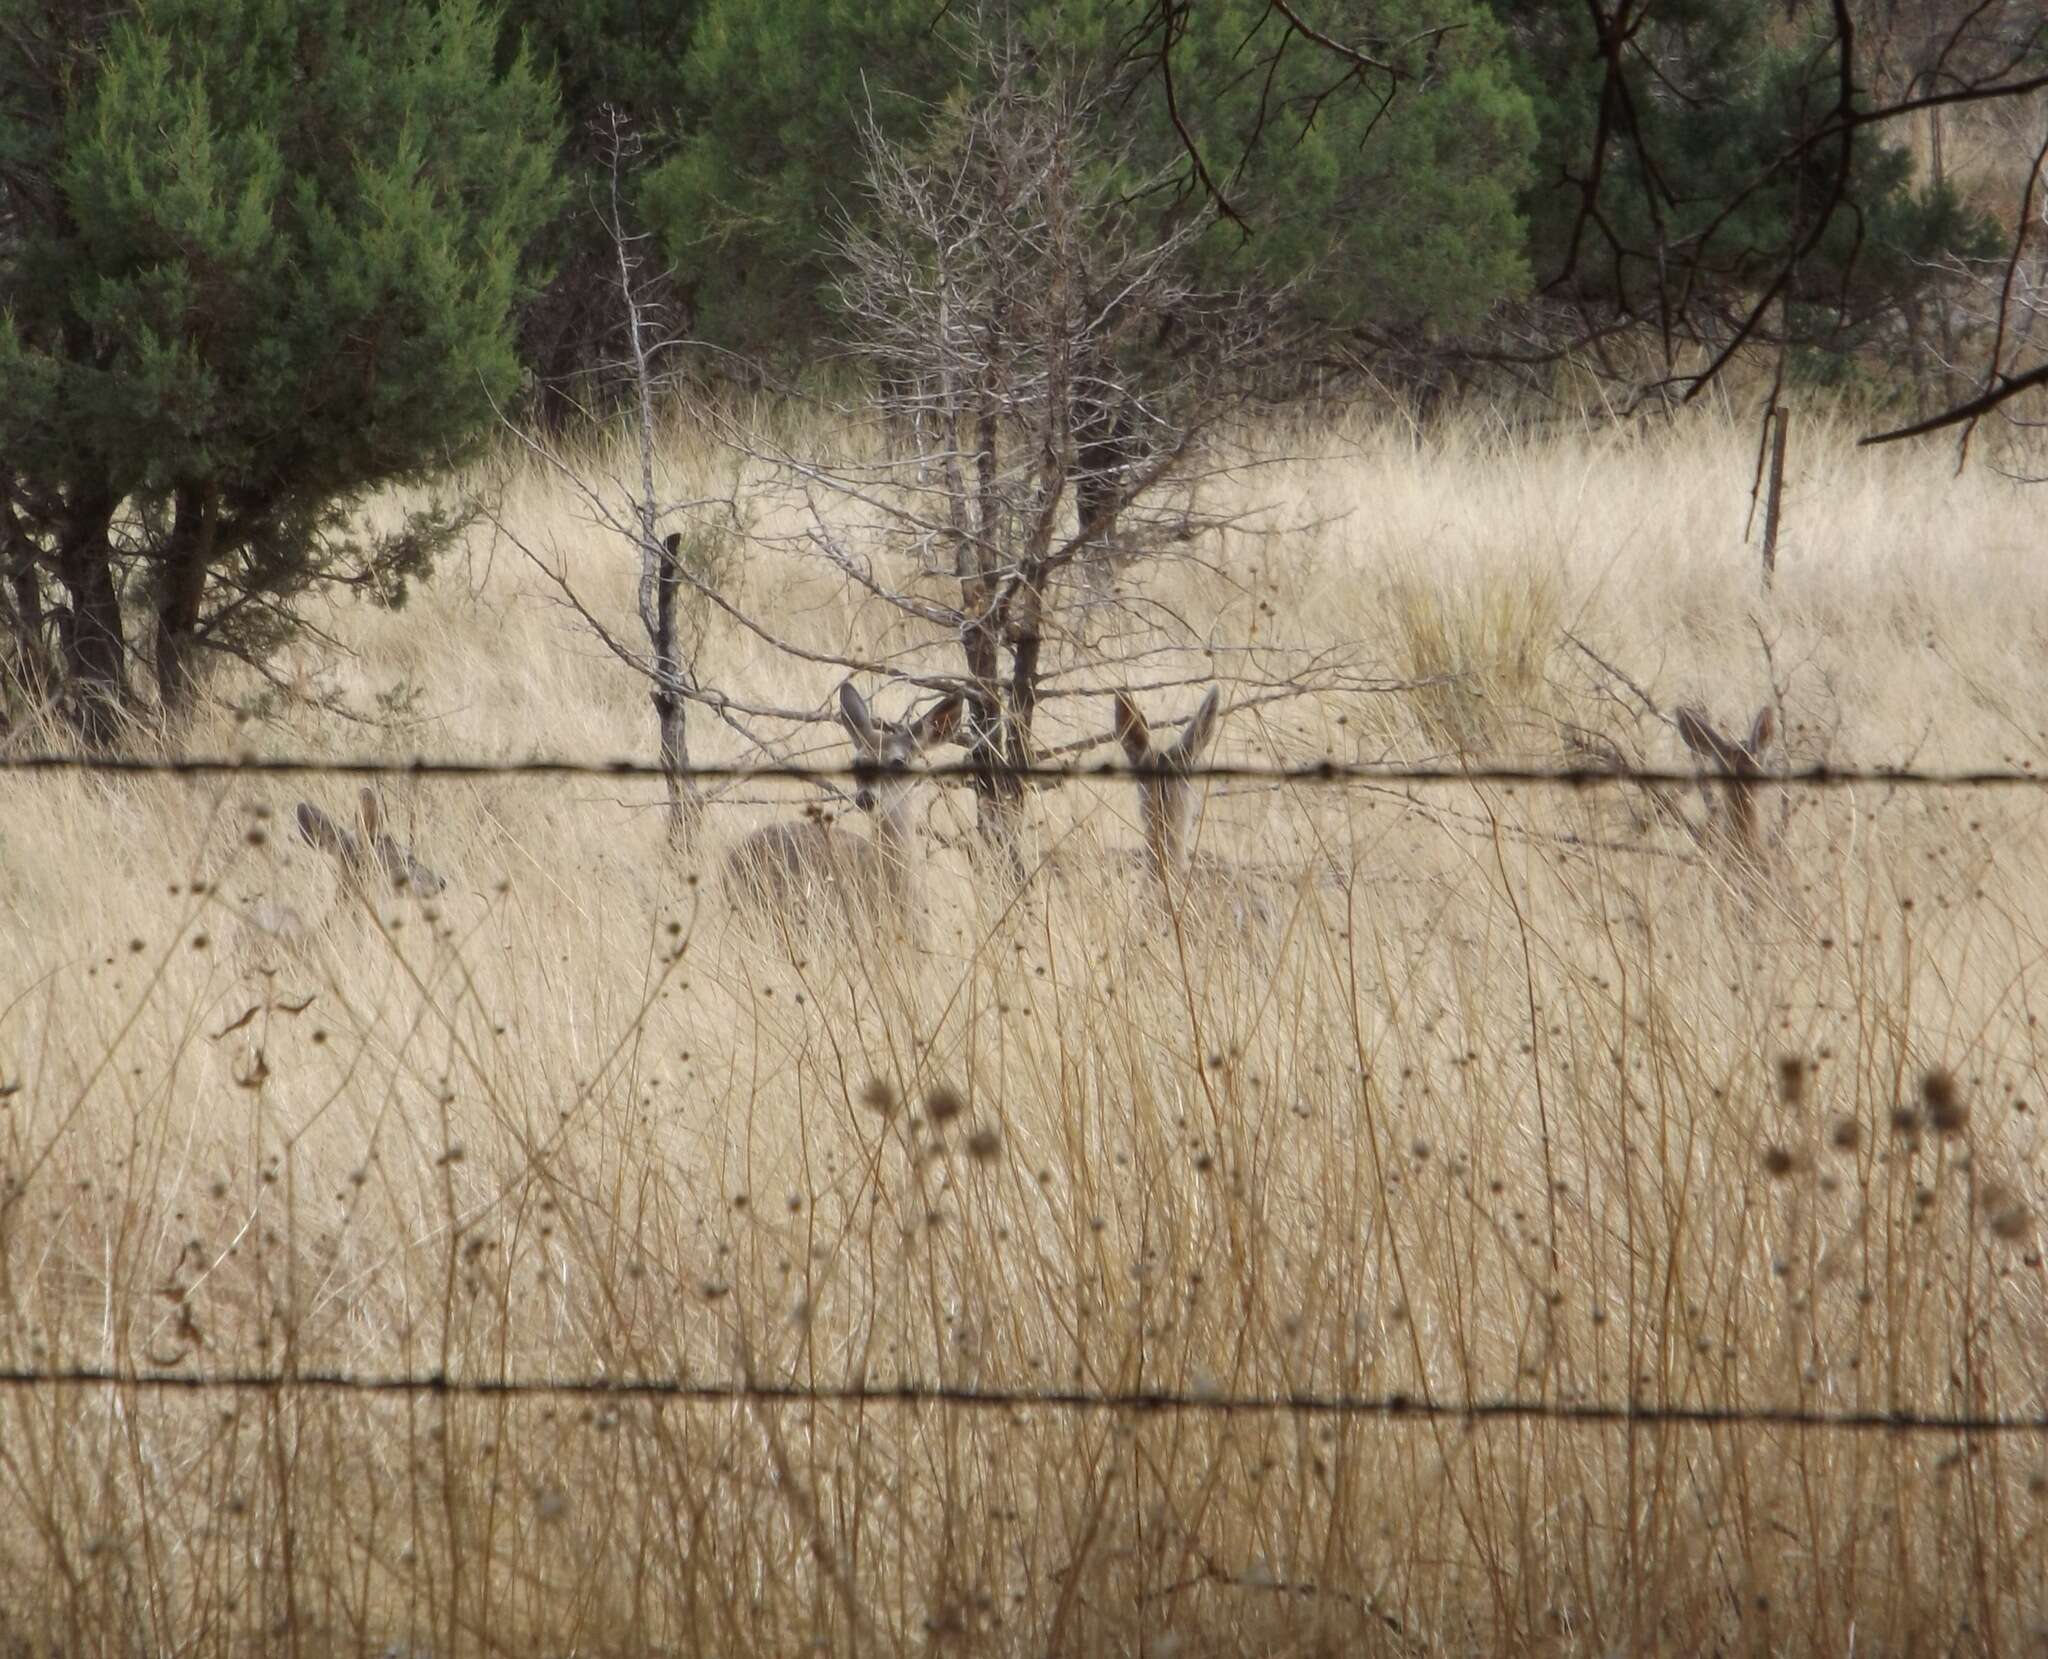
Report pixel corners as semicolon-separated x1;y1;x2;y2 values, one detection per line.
297;802;339;853
837;680;875;741
1172;686;1222;766
1748;704;1775;758
1676;706;1722;764
1113;692;1150;764
919;694;964;747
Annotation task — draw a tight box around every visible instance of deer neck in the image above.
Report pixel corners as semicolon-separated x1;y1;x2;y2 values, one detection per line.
1142;775;1192;891
865;793;917;900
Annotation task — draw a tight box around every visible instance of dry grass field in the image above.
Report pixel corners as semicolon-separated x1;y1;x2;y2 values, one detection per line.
4;403;2048;1655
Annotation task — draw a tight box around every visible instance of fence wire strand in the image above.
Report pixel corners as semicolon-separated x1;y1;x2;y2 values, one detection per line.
4;745;2037;1436
1;751;2045;789
0;1367;2038;1434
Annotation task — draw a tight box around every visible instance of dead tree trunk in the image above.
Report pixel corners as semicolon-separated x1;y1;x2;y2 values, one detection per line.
649;531;694;838
958;400;1026;856
1073;377;1131;596
611;112;700;847
1759;406;1789;592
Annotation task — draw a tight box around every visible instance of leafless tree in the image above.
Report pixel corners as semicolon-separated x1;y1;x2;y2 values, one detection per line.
480;112;731;846
732;37;1284;866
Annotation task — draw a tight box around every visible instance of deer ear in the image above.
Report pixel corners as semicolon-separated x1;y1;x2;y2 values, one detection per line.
297;802;343;855
1676;706;1720;764
1748;704;1775;758
837;680;875;742
1112;692;1150;764
358;786;384;840
1171;686;1222;766
918;694;964;747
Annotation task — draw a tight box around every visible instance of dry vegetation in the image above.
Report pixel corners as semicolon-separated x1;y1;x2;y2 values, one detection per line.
4;404;2048;1655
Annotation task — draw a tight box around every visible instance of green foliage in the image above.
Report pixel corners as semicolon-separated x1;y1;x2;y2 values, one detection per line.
0;0;559;718
536;0;2000;383
491;0;699;406
1492;0;1999;332
650;0;1538;358
1155;0;1536;333
644;0;961;351
38;0;556;495
499;0;699;130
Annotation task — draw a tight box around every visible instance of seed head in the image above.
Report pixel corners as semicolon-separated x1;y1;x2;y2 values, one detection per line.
1921;1070;1968;1136
1981;1181;2034;1244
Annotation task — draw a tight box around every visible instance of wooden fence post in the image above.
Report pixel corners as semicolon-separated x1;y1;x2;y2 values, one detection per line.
1760;406;1790;591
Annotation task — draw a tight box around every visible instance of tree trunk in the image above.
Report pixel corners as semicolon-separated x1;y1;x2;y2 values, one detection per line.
1006;574;1045;759
650;531;700;845
976;575;1045;878
1;543;54;712
54;494;127;747
960;597;1024;854
153;483;220;720
1074;386;1130;598
1759;407;1789;592
958;400;1025;854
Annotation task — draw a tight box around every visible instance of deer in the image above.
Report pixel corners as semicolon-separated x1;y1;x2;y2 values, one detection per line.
724;680;964;938
295;786;448;905
1109;684;1286;931
229;787;444;973
1674;701;1777;862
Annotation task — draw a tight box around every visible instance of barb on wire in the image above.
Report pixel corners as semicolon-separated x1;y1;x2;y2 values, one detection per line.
0;1366;2043;1436
0;751;2046;790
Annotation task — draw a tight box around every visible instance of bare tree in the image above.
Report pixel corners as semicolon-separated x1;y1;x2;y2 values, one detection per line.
483;111;724;846
749;38;1277;864
605;115;703;842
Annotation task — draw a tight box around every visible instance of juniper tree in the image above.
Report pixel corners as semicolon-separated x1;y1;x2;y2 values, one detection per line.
0;0;559;739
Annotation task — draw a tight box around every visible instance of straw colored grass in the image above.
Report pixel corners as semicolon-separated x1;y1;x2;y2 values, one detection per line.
3;404;2048;1655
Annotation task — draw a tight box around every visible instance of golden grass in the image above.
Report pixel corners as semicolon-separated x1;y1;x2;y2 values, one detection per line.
4;403;2048;1654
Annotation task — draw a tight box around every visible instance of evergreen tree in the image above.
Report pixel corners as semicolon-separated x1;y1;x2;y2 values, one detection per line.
494;0;700;420
649;0;1539;360
1481;0;1998;359
1153;0;1536;334
644;0;957;354
0;0;559;737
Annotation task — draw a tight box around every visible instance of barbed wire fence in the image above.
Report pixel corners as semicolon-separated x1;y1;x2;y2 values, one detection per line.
0;1367;2039;1438
3;743;2042;1431
1;750;2046;789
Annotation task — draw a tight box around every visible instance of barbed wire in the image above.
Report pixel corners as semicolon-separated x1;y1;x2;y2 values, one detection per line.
0;1365;2039;1435
1;750;2044;790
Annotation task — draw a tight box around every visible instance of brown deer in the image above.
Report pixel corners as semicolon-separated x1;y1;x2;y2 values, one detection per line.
295;786;447;903
724;681;964;936
1675;702;1777;860
1109;684;1286;934
1113;685;1222;898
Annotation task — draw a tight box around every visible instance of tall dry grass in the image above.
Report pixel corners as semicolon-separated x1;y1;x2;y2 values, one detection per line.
3;404;2048;1655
